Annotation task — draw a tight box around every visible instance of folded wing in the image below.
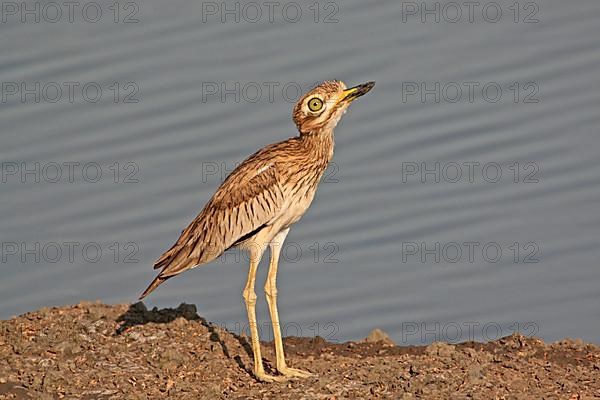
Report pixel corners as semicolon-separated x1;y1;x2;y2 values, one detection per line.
140;151;286;299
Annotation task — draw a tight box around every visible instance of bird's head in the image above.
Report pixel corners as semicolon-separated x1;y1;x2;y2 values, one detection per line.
293;80;375;135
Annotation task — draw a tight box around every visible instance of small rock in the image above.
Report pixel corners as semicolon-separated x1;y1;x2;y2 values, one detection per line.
426;342;456;358
468;365;484;382
176;303;199;320
130;302;148;313
409;364;420;376
362;329;396;346
464;347;478;358
160;348;187;365
55;340;82;356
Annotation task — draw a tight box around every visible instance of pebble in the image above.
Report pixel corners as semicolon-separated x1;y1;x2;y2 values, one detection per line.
425;342;456;358
362;329;396;346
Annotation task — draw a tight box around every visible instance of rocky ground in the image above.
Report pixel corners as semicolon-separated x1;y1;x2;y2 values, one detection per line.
1;302;599;399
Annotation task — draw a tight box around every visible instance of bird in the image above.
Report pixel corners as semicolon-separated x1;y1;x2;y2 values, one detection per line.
139;80;375;382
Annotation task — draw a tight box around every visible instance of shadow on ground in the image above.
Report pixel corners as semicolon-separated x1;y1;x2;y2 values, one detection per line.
114;302;256;373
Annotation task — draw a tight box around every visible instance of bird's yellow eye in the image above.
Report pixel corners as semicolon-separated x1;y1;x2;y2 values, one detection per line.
307;97;324;112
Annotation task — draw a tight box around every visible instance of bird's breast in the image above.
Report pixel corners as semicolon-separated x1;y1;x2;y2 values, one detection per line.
277;163;328;226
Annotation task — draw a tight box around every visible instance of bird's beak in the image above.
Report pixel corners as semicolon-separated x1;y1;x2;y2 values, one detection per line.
340;81;375;103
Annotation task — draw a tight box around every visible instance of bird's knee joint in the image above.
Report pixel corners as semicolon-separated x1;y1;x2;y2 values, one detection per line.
243;288;257;304
264;283;277;299
265;290;277;301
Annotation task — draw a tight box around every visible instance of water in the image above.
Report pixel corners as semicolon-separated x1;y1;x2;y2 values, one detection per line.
1;0;599;345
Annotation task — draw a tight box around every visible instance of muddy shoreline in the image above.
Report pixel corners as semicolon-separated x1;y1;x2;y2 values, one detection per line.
1;301;599;399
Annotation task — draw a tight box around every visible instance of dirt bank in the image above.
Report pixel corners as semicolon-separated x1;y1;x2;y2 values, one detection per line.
1;301;599;399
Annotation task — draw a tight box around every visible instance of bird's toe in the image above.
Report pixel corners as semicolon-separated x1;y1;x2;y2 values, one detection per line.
277;366;314;378
254;371;288;383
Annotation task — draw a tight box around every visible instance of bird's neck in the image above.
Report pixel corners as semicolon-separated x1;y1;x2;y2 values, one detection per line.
300;129;335;164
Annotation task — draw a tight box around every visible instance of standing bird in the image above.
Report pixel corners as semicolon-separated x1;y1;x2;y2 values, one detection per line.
140;80;375;382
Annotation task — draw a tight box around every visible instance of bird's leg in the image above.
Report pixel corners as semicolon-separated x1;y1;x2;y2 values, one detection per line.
242;245;286;383
265;229;314;379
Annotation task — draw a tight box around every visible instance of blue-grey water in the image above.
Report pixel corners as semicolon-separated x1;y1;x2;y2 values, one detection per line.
1;0;599;345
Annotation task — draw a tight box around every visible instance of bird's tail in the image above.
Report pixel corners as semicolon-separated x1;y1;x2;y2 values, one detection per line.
139;240;209;300
139;213;225;299
138;251;197;300
139;274;169;300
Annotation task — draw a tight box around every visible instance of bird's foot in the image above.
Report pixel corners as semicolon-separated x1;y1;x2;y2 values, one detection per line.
254;370;288;383
277;366;314;378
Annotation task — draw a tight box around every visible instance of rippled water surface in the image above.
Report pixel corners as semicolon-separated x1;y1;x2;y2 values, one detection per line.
1;0;599;345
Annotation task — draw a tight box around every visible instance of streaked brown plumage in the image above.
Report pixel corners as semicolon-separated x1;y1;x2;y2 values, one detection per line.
140;80;375;381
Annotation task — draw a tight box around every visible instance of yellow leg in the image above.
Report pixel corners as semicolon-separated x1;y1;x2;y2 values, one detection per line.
265;229;314;378
242;244;286;382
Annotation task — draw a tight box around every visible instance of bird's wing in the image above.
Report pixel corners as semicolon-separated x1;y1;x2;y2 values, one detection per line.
152;154;286;278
